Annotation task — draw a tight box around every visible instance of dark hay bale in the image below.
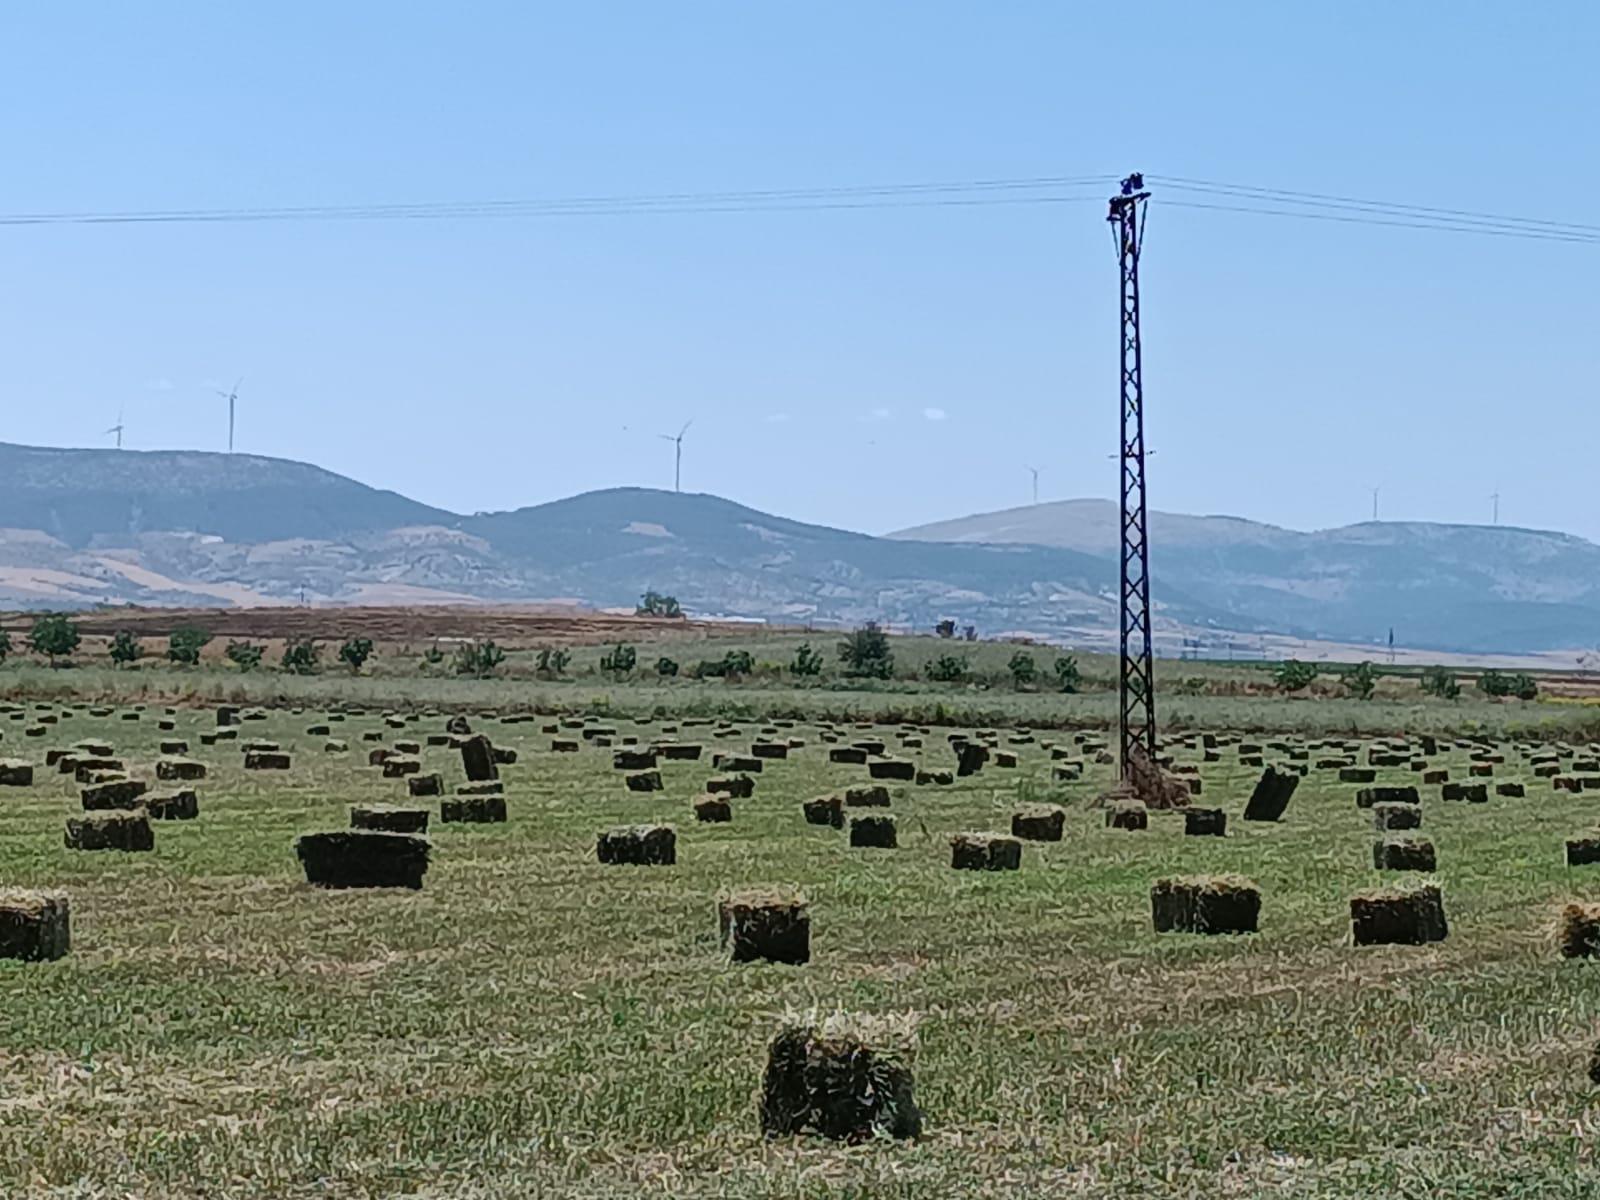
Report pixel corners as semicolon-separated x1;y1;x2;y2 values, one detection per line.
1373;802;1422;832
708;775;755;799
80;778;148;810
1497;782;1526;798
445;715;472;735
1340;767;1377;784
1567;836;1600;866
145;790;199;820
625;770;664;793
492;746;517;766
393;740;421;755
381;756;422;779
867;759;915;781
802;795;844;828
1053;764;1084;783
828;747;868;765
0;759;34;787
1151;875;1261;934
459;734;499;782
551;739;580;753
440;793;508;823
1355;785;1419;809
1423;769;1449;785
74;758;124;782
216;706;239;727
156;758;206;782
1373;837;1437;872
407;773;444;797
324;739;349;753
159;740;189;755
955;743;989;777
1562;903;1600;958
0;890;70;961
693;795;733;823
1350;883;1448;946
1184;808;1228;837
760;1015;919;1141
1106;802;1148;831
1011;806;1064;842
849;815;897;848
613;750;658;771
915;769;954;786
719;888;809;964
66;811;154;852
723;756;765;774
752;742;788;760
843;785;891;808
995;752;1018;769
597;824;676;865
1442;782;1488;803
949;832;1022;871
351;805;430;834
244;751;291;770
658;744;703;761
295;830;430;889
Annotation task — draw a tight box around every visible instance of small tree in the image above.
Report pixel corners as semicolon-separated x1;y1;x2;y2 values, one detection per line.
1420;666;1460;700
535;646;571;676
166;627;212;666
109;630;142;668
790;641;824;678
655;656;680;678
1008;651;1037;688
600;643;637;677
838;622;894;679
225;640;264;671
1344;660;1377;700
1508;672;1539;701
0;629;10;664
637;590;684;618
934;619;956;639
338;636;375;674
422;643;445;667
1478;669;1510;697
1054;654;1082;694
30;613;81;667
963;625;977;642
281;638;320;675
453;640;505;678
1274;659;1319;693
924;653;969;683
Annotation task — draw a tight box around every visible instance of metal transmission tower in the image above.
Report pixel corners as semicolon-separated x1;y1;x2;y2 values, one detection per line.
1108;172;1156;780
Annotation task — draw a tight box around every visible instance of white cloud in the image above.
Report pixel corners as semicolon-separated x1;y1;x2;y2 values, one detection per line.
922;406;948;422
858;406;892;423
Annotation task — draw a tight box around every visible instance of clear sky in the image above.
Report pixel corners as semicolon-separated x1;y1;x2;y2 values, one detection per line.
2;4;1595;538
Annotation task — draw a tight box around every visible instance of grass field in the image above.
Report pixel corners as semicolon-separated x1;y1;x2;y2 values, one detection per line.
4;694;1600;1198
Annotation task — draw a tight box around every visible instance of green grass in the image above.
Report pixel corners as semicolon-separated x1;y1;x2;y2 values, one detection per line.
3;700;1600;1197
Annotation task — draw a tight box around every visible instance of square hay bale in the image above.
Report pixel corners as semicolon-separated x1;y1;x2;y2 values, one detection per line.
843;785;890;808
66;811;154;852
723;756;765;774
0;759;34;787
551;739;580;753
693;795;733;823
80;778;148;810
829;747;869;765
351;805;430;834
1567;836;1600;866
407;773;444;797
1355;785;1419;809
995;752;1018;769
295;830;430;889
368;747;394;766
760;1013;920;1141
1151;875;1261;935
440;793;508;823
1011;805;1064;842
1235;771;1299;825
159;740;189;756
1053;764;1084;783
324;739;349;754
1106;801;1148;831
707;775;755;799
156;758;206;782
950;832;1022;871
0;890;70;961
802;795;844;828
1561;903;1600;958
596;824;675;865
381;756;422;779
74;758;124;782
1442;782;1488;803
1496;782;1526;798
915;769;954;786
625;770;664;793
1373;802;1422;831
1373;837;1437;872
244;751;291;771
1184;808;1227;837
752;742;788;760
658;743;703;761
1350;883;1448;946
393;740;421;755
459;734;499;782
1469;763;1494;778
955;743;990;777
867;759;915;782
719;887;809;964
145;790;199;820
849;815;897;848
613;749;658;771
1340;767;1377;784
1423;769;1449;785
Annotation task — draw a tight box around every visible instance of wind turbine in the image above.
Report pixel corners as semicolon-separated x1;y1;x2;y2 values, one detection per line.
1369;485;1380;521
215;377;242;453
659;419;691;493
105;408;125;449
1025;464;1042;505
1490;490;1500;525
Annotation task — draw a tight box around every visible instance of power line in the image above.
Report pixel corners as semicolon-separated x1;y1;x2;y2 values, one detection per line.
1160;197;1600;246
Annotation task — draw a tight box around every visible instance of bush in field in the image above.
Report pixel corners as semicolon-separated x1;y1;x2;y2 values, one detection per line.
535;646;571;676
281;639;320;675
1054;655;1082;694
422;644;445;667
693;649;754;680
656;656;680;678
934;619;956;639
1509;672;1539;700
1344;660;1377;700
963;624;978;642
924;653;969;683
166;627;211;666
225;640;264;672
839;622;894;679
600;643;637;677
453;640;505;678
1274;659;1319;693
1420;666;1460;700
30;614;81;667
1008;651;1037;688
338;636;375;674
790;642;824;678
0;629;10;664
109;631;142;668
636;590;683;618
1481;669;1537;700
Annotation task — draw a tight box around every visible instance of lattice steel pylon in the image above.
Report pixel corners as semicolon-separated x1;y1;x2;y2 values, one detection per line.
1108;172;1156;780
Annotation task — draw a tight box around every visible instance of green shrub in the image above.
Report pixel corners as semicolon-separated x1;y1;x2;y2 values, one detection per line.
1420;666;1461;700
636;591;684;618
1008;651;1037;688
281;639;320;675
839;623;894;679
924;653;969;683
1274;659;1319;693
29;614;81;667
934;619;957;639
600;643;637;677
166;627;212;666
338;637;375;674
536;647;571;676
109;631;142;668
1344;660;1377;700
0;629;10;664
453;640;505;678
692;649;754;680
1054;655;1082;694
656;656;680;678
225;641;264;672
790;642;824;677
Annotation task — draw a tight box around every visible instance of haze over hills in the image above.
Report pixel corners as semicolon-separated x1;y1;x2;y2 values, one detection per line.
1;442;1597;655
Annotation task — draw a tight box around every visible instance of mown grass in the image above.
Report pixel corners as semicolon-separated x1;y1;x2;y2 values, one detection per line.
3;699;1600;1196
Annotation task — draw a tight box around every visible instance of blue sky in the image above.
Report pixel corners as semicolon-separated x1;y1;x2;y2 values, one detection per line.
2;3;1595;537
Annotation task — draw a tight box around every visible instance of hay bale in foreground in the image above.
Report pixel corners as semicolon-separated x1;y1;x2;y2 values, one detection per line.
1242;766;1299;821
440;793;507;823
1567;836;1600;866
1373;837;1437;872
693;795;732;823
407;772;444;797
1011;806;1064;842
0;759;34;787
1372;802;1421;832
1106;801;1148;831
1562;902;1600;959
707;775;755;799
760;1013;920;1141
949;832;1021;871
351;805;430;834
1151;875;1260;934
719;887;810;964
596;824;675;865
848;815;897;849
0;890;70;961
625;770;664;793
244;751;291;771
1350;883;1447;946
295;830;430;889
1355;785;1419;809
156;758;206;782
1184;808;1227;837
66;811;154;852
802;795;844;828
145;790;199;820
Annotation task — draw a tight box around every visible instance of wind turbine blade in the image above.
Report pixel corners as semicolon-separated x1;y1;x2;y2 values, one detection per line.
679;419;693;438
